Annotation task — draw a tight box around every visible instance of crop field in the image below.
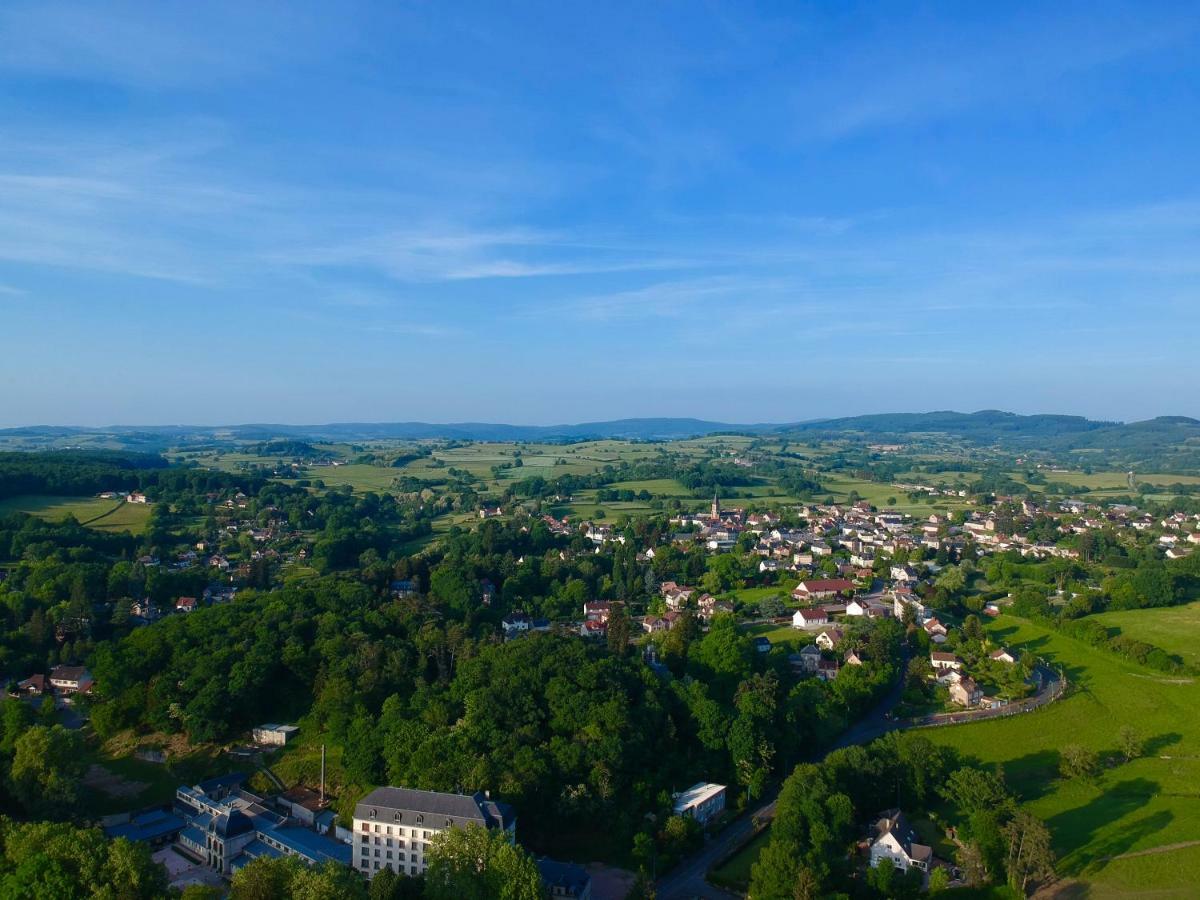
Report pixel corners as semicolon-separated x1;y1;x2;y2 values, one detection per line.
1090;601;1200;669
0;495;152;533
926;614;1200;896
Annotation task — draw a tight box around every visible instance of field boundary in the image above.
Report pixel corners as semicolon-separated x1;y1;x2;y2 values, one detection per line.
78;498;128;526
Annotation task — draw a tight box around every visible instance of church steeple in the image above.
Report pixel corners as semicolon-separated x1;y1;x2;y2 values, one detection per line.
711;490;720;520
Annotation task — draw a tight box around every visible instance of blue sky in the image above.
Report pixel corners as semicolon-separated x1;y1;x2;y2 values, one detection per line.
1;1;1198;426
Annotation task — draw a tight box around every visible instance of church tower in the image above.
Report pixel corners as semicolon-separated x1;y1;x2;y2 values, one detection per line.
711;490;720;520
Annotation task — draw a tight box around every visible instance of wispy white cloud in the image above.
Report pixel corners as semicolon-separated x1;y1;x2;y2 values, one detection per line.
792;9;1192;140
0;0;361;88
277;227;694;282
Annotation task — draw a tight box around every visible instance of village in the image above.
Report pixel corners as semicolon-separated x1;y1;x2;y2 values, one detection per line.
3;468;1196;896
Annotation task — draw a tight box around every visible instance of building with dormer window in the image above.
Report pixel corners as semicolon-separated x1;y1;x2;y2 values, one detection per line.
353;787;516;879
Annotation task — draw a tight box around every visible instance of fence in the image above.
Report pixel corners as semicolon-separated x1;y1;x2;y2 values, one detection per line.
906;668;1067;729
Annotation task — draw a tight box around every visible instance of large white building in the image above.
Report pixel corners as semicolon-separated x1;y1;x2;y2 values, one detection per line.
672;782;726;825
353;787;516;879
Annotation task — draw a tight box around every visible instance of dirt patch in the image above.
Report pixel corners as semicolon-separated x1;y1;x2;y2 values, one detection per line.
82;764;149;799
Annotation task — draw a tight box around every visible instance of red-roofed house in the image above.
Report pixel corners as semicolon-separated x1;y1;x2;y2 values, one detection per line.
791;579;855;601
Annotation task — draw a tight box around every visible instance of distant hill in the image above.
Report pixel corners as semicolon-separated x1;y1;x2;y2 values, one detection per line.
0;418;769;447
1;412;1198;468
779;409;1117;442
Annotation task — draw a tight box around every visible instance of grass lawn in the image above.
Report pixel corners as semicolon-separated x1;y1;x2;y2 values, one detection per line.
0;495;151;534
728;585;791;608
926;614;1200;895
708;828;771;891
1090;601;1200;668
742;622;806;646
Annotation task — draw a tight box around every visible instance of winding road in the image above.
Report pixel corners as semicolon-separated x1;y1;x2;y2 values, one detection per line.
657;653;910;900
657;660;1062;899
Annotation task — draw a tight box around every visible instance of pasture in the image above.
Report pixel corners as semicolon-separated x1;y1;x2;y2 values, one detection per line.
0;495;151;534
927;614;1200;895
1090;601;1200;669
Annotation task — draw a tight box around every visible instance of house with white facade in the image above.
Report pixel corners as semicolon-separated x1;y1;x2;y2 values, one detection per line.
869;809;932;872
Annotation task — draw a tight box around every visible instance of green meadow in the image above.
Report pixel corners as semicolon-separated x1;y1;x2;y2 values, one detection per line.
927;614;1200;896
1090;601;1200;669
0;495;152;534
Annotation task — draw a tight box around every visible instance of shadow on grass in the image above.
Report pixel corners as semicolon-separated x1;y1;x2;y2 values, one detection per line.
997;749;1062;803
1047;777;1163;875
1077;810;1174;877
1036;882;1092;899
1143;732;1183;757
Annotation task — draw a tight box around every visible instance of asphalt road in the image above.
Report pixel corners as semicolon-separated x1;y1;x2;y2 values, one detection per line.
657;651;909;900
658;657;1063;899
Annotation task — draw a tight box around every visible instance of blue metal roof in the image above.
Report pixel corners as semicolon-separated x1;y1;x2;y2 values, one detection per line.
103;809;185;843
267;826;352;865
240;839;284;861
179;825;207;847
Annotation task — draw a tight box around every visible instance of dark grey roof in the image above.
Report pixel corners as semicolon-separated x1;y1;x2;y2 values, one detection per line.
196;772;247;795
536;858;591;896
355;787;515;830
875;808;930;861
212;810;254;838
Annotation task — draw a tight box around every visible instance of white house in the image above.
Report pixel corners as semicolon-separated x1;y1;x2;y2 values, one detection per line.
792;608;829;629
869;809;932;872
930;652;962;671
48;665;93;694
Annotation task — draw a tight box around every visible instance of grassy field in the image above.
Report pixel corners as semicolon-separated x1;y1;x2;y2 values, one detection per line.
742;621;806;646
927;614;1200;896
1090;601;1200;669
0;495;152;534
821;475;970;515
709;828;771;891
